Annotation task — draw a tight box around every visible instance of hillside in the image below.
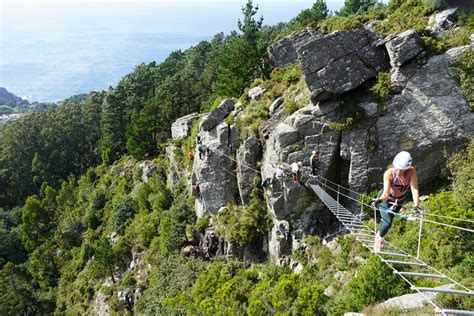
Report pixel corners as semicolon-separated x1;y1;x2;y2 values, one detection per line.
0;0;473;315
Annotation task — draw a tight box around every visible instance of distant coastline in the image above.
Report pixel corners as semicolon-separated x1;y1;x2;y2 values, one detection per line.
1;1;324;103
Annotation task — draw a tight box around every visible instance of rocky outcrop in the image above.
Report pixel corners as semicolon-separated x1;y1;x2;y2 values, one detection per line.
193;99;240;217
267;28;325;68
201;99;235;132
427;7;458;37
377;284;455;310
248;86;266;100
269;96;284;119
236;135;261;204
138;160;157;182
171;113;201;139
384;30;424;67
298;28;390;101
349;46;474;191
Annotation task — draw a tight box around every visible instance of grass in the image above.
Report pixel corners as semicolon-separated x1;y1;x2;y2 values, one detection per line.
236;64;307;139
450;49;474;108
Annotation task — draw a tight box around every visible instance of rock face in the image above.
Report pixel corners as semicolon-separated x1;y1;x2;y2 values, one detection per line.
377;284;454;310
193;99;240;217
384;29;424;67
139;160;157;182
298;28;390;101
267;28;325;68
171;113;201;139
236;135;261;204
343;45;474;193
201;99;235;132
427;7;458;37
168;26;473;265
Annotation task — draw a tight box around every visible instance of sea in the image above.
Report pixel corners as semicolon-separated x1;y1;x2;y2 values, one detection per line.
0;0;344;103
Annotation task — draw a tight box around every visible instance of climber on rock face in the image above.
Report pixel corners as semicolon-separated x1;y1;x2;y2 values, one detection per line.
187;150;194;161
291;161;303;183
274;165;285;188
198;143;205;160
310;150;318;176
371;151;421;253
261;177;272;196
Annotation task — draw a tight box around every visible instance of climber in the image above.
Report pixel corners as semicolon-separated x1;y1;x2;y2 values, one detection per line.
197;136;202;145
274;165;285;188
310;150;318;176
371;151;421;253
261;177;272;196
291;161;303;183
192;181;202;199
187;150;194;161
198;143;205;160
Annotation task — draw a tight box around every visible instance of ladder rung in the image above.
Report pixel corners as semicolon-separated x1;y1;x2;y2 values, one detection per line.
378;252;410;258
383;260;426;267
414;287;474;296
359;239;376;243
354;233;374;237
396;271;447;279
440;309;474;315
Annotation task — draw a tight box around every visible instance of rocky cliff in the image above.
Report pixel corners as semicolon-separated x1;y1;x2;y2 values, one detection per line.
168;25;474;265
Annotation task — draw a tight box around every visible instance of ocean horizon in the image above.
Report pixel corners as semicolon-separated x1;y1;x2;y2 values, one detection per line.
0;0;345;103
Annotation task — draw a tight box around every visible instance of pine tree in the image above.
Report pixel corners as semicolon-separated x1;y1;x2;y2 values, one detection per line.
214;0;265;97
295;0;329;26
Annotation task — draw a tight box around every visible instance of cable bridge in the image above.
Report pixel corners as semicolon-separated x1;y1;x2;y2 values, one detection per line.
308;177;473;316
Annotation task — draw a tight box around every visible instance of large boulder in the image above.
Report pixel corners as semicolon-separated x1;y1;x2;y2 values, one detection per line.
298;28;389;101
201;99;235;132
427;7;458;37
384;30;424;67
237;135;262;204
267;28;325;68
377;284;454;310
248;86;266;100
171;113;201;139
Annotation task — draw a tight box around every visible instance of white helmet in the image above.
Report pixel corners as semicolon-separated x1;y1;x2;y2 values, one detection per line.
312;150;316;155
393;151;412;170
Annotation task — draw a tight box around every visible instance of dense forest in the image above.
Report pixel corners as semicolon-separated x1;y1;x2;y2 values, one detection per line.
0;0;473;314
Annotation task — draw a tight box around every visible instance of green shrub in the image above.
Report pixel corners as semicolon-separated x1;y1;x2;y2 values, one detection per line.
421;36;448;55
370;72;393;101
215;188;269;246
156;198;195;254
329;101;365;131
329;256;409;314
284;99;303;117
110;196;137;235
195;217;210;234
422;0;447;14
320;16;363;32
447;137;474;207
375;0;429;34
450;50;474;109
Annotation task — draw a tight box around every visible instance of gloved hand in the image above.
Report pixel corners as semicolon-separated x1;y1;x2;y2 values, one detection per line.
371;198;382;209
413;206;422;214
